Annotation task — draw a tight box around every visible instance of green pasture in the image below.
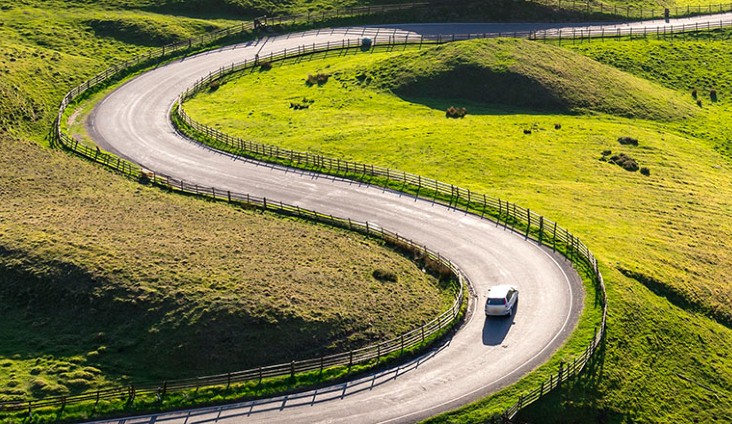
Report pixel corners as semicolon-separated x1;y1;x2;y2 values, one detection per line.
184;36;732;422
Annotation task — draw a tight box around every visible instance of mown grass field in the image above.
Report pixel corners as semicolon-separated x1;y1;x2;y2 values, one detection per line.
185;35;732;422
0;0;456;408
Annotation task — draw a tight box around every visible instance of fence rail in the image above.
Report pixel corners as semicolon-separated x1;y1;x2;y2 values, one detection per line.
174;37;609;421
35;0;723;419
531;0;732;19
1;135;467;416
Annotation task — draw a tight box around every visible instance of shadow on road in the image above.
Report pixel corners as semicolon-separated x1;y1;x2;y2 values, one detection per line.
482;302;517;346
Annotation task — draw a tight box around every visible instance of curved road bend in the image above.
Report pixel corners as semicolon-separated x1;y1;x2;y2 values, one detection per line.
85;14;729;423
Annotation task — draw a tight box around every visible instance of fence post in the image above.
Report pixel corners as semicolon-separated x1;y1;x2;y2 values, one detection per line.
349;350;354;369
536;215;543;244
290;361;296;379
525;209;531;239
421;321;425;344
558;362;564;386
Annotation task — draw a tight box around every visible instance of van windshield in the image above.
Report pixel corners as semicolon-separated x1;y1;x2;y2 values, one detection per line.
487;298;505;305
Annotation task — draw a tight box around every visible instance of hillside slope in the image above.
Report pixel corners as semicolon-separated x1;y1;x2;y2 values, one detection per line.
359;38;695;121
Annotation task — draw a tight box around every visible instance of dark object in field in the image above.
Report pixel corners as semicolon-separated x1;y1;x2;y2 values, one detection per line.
445;106;467;118
306;73;330;86
710;89;718;102
554;123;561;130
640;167;651;176
523;129;532;135
617;136;638;146
608;153;639;172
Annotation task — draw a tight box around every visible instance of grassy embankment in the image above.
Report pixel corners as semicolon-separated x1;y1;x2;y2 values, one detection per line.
184;35;732;423
0;0;456;412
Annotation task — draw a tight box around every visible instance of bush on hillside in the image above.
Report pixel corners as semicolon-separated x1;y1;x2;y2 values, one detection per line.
608;153;639;172
373;268;398;283
259;61;272;71
617;136;638;146
306;73;330;86
445;106;467;118
710;89;718;102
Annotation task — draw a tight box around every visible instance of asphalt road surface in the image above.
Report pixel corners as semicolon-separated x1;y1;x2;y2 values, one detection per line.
84;14;730;423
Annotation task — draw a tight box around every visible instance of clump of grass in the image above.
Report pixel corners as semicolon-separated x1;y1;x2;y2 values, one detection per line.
608;153;639;171
617;136;638;146
259;61;272;71
373;269;398;283
445;106;467;118
306;73;330;86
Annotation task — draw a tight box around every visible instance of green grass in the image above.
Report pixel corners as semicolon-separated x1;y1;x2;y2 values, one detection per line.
0;0;457;411
183;36;732;422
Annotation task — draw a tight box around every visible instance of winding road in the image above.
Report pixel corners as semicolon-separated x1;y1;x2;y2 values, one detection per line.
86;12;731;423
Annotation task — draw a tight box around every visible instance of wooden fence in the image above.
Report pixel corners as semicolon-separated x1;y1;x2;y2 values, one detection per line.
2;132;468;416
174;38;608;421
531;0;732;19
40;0;732;419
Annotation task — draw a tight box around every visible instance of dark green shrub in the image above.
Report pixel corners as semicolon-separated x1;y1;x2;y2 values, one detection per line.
554;123;561;130
691;88;698;99
710;89;718;102
373;269;397;282
617;136;638;146
361;37;372;51
306;73;330;86
608;153;639;172
445;106;467;118
697;99;703;107
640;167;651;176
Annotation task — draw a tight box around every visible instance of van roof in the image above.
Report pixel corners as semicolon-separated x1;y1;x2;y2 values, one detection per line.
487;285;515;298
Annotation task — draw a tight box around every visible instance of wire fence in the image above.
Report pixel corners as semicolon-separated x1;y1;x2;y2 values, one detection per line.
174;38;608;421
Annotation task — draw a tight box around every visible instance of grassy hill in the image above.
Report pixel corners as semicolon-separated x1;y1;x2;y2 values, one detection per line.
184;34;732;423
0;0;453;406
362;39;695;120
